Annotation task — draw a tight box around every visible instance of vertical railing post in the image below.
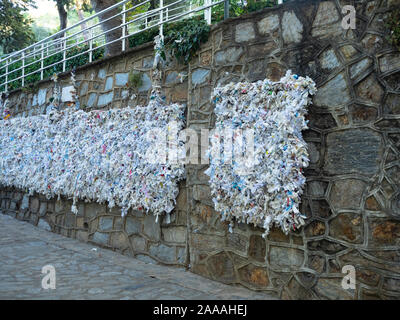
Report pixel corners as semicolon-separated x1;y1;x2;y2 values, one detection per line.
63;31;67;72
224;0;229;20
159;0;164;38
5;59;8;92
89;28;93;63
40;43;44;80
204;0;211;25
22;52;25;87
122;3;126;52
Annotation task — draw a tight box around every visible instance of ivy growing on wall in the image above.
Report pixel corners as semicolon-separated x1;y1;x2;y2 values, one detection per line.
386;9;400;51
129;16;210;65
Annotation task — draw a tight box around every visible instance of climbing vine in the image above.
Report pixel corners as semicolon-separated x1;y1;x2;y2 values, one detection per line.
386;9;400;51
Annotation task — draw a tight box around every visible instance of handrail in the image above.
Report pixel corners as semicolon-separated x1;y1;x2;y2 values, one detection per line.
0;0;149;64
0;0;230;92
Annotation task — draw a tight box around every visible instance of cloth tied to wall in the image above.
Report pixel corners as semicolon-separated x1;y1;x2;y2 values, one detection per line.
205;70;317;236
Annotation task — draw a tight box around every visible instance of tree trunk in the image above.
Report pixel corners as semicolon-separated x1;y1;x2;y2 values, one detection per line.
56;0;68;31
76;8;89;41
90;0;122;57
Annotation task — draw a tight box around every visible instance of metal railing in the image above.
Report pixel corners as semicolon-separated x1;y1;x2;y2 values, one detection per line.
0;0;286;93
0;0;230;92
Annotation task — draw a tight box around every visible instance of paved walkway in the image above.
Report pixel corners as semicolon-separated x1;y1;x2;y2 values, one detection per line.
0;213;277;300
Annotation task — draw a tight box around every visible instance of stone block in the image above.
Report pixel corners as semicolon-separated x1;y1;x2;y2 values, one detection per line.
319;48;340;70
92;232;109;246
350;57;373;79
282;11;303;44
383;93;400;115
248;235;266;262
80;82;88;96
192;185;211;202
65;213;75;228
98;216;113;231
138;73;151;92
98;92;113;106
76;230;88;242
85;203;105;219
110;232;128;250
349;105;377;124
38;89;47;106
206;252;236;283
269;246;304;268
29;197;39;213
37;219;51;231
21;194;29;210
143;214;160;241
130;236;146;251
115;73;129;86
329;213;363;243
305;220;326;237
315;278;354;300
125;217;142;234
311;1;342;38
87;93;97;108
191;69;210;85
371;220;400;245
257;14;279;35
98;69;106;79
162;226;186;243
149;243;175;263
235;22;255;42
314;73;351;107
39;202;47;217
355;74;384;104
379;53;400;73
324;129;382;176
307;239;346;254
215;47;243;65
239;264;269;288
329;179;366;209
61;86;75;102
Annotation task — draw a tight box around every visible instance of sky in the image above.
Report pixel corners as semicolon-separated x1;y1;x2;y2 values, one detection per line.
28;0;59;30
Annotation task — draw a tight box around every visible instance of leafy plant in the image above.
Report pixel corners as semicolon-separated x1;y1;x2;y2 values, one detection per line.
164;17;210;65
0;44;104;92
128;70;143;89
128;16;210;65
386;9;400;51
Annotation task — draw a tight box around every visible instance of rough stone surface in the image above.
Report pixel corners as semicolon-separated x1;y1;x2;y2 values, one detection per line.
269;247;304;268
191;69;210;85
330;179;367;209
0;214;276;300
314;73;351;107
324;129;383;176
2;0;400;300
257;14;279;35
235;22;255;42
282;11;303;44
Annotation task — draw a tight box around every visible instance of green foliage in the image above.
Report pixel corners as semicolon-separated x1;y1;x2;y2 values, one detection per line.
128;27;159;48
194;0;276;22
128;16;210;65
386;9;400;51
128;70;143;89
0;0;282;91
164;17;210;65
0;44;104;92
0;0;36;54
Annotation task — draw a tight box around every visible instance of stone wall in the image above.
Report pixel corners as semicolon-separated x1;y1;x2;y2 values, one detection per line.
1;0;400;299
